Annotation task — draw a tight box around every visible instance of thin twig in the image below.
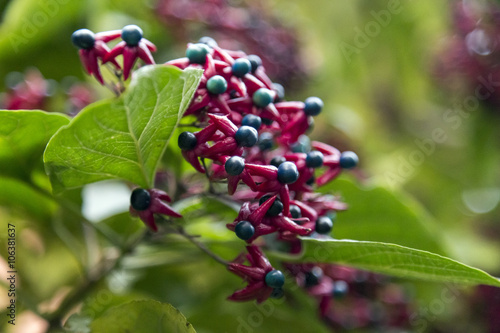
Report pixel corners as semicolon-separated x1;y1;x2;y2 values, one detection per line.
170;225;229;266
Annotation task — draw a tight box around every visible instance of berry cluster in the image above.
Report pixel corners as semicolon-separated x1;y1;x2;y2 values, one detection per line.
167;37;358;302
73;27;359;305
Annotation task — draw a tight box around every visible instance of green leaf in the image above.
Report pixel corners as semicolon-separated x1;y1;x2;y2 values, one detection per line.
0;110;70;180
320;178;445;254
90;300;196;333
279;238;500;287
44;66;203;192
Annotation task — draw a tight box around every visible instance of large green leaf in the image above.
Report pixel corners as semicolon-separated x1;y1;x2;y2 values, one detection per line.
0;110;70;179
277;238;500;287
44;66;203;192
90;300;196;333
321;178;445;254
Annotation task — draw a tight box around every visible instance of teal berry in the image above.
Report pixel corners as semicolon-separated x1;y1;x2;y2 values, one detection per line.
258;132;274;151
332;280;349;299
206;75;227;94
235;126;258;147
71;29;95;49
305;151;324;168
270;156;286;168
315;216;333;234
272;83;285;102
130;188;151;211
232;58;252;78
289;205;301;218
339;151;359;169
265;270;285;288
290;135;311;153
235;221;255;241
225;156;245;176
277;161;299;184
178;131;197;151
247;54;262;73
198;36;218;48
303;97;324;116
186;43;209;64
327;211;337;222
259;195;283;216
241;114;262;130
252;88;274;108
121;25;143;46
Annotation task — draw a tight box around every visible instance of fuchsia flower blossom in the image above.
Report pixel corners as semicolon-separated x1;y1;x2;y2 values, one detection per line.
72;25;156;84
227;245;283;303
103;25;157;80
129;188;181;232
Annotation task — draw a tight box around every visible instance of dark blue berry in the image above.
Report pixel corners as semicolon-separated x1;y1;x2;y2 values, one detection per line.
303;97;323;116
332;280;349;299
259;195;283;216
306;176;315;186
304;266;323;288
198;36;217;48
225;156;245;176
235;220;255;241
290;135;311;153
232;58;252;78
270;156;286;168
178;131;197;150
289;205;301;218
253;88;274;108
277;161;299;184
186;43;209;64
315;216;333;234
130;188;151;211
241;114;262;130
272;83;285;102
270;288;284;299
235;126;258;147
265;270;285;288
258;132;274;151
206;75;227;95
247;55;262;73
261;117;273;125
339;151;359;169
71;29;95;49
121;25;143;46
306;151;324;168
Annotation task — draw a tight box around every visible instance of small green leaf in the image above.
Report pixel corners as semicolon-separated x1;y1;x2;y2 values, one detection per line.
0;110;70;179
44;66;203;192
280;238;500;287
90;300;196;333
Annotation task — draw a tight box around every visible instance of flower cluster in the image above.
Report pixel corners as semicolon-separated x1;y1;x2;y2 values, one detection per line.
435;1;500;109
155;0;305;86
1;69;94;114
73;26;359;306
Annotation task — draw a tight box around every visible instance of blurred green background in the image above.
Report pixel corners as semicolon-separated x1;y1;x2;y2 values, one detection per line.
1;0;500;332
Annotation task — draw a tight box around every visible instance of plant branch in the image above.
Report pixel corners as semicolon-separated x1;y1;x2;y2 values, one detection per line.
170;224;229;266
